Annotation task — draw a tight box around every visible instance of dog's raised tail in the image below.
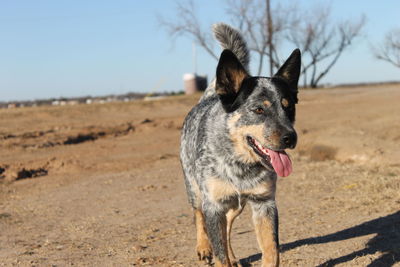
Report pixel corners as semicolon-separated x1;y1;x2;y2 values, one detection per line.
212;23;250;71
199;23;250;102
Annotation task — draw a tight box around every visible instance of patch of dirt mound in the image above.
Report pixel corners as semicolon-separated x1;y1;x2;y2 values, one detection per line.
0;165;49;182
63;122;136;145
1;122;135;149
63;133;98;145
299;144;338;162
0;166;5;179
309;145;338;161
15;168;48;180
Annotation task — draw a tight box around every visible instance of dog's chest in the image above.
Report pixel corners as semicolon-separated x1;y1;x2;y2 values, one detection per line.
206;177;275;203
240;181;275;198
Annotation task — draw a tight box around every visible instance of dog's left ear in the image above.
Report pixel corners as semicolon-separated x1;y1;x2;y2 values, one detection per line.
274;49;301;103
216;49;249;112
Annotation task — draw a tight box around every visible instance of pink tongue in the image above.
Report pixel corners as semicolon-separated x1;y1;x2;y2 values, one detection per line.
266;149;292;177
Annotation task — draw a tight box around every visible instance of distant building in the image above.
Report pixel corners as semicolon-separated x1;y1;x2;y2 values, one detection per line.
183;74;207;95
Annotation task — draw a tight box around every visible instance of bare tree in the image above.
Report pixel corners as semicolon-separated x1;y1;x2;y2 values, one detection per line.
159;0;298;76
225;0;298;76
374;29;400;68
158;0;219;61
287;6;365;88
159;1;365;87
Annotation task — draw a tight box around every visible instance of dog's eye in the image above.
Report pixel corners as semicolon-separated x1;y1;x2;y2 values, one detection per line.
254;107;264;114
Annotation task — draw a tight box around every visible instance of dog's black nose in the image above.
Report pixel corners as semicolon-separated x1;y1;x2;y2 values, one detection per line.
281;132;297;149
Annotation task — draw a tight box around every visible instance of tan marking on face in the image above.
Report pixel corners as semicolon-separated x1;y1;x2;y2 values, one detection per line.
241;181;276;198
227;113;267;164
253;217;279;267
227;113;242;129
281;98;289;108
263;100;271;107
206;177;237;202
267;130;281;147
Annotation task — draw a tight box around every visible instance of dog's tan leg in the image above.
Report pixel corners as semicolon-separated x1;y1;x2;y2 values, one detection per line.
226;203;245;267
253;217;279;267
251;201;279;267
194;209;213;264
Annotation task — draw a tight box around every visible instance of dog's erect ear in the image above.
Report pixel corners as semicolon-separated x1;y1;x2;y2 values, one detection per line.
216;49;249;111
274;49;301;103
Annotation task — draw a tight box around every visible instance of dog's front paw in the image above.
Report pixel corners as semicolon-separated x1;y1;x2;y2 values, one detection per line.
196;243;213;264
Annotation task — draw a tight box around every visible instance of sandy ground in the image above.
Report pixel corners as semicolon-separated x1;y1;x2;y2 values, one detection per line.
0;84;399;266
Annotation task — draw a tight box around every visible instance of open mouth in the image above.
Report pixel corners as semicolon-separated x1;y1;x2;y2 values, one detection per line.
246;136;293;177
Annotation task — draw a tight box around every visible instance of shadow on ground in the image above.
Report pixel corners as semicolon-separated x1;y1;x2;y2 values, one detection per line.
240;211;400;267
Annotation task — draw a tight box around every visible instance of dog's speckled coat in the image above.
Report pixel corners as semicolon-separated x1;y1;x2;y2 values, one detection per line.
180;23;301;267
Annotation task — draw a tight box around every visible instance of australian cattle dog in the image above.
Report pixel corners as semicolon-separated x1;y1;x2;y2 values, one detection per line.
180;23;301;267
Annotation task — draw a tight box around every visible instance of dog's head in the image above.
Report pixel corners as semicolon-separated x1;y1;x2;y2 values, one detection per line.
216;49;301;177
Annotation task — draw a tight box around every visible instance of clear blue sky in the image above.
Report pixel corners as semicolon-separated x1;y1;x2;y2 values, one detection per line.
0;0;399;101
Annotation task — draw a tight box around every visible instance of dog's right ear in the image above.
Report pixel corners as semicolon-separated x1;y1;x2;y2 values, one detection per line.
216;49;249;112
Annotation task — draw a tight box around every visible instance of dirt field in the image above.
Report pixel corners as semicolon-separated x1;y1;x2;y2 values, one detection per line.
0;84;399;266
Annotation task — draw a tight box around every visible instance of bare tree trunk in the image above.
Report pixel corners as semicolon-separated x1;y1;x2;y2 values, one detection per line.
313;44;344;87
310;61;317;88
266;0;274;76
258;53;265;76
302;63;308;88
